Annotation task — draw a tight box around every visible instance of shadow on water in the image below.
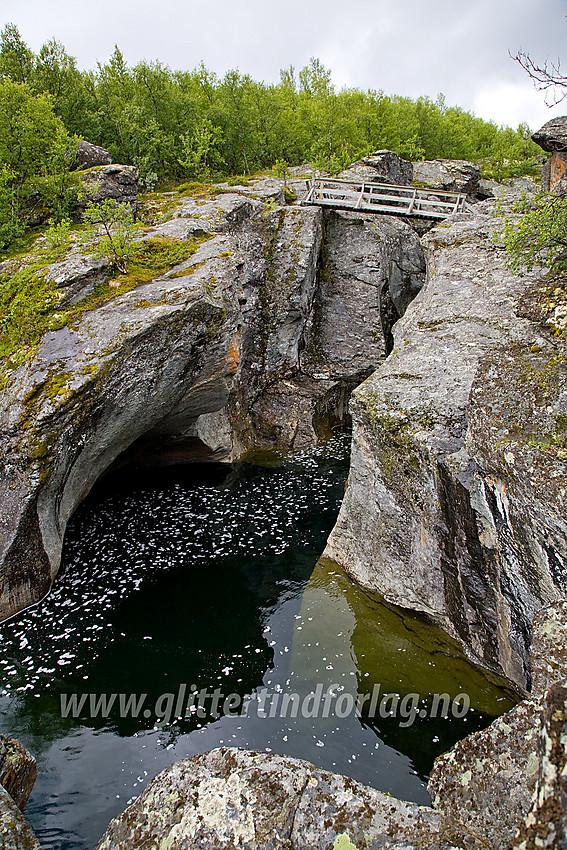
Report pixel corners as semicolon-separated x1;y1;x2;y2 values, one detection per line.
0;431;517;850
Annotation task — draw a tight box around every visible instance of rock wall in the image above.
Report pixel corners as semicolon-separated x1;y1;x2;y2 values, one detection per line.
0;178;425;623
0;737;40;850
532;116;567;194
324;186;567;689
0;737;36;811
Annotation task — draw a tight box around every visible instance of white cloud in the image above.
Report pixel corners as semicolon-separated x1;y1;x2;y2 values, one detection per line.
1;0;566;130
473;81;567;132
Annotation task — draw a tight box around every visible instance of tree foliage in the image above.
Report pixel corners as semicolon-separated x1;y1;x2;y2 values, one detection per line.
503;38;567;279
0;23;546;248
81;191;137;273
0;77;77;247
503;194;567;275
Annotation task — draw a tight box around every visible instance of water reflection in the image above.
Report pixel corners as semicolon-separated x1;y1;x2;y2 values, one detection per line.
0;431;516;850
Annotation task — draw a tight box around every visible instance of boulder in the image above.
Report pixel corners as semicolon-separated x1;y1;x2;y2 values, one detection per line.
323;189;567;689
505;176;538;193
412;159;481;196
476;177;498;200
532;116;567;152
69;140;113;171
338;150;413;186
77;164;139;219
0;736;37;811
94;747;440;850
0;738;40;850
532;118;567;193
543;153;567;194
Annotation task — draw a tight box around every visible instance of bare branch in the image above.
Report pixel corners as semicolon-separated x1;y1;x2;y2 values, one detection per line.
512;49;567;107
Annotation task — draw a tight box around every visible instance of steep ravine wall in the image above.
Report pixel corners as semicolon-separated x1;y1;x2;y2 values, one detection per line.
0;180;425;623
324;187;567;690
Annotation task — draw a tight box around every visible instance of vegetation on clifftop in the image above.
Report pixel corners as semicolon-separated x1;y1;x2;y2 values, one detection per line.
0;230;210;376
0;23;543;198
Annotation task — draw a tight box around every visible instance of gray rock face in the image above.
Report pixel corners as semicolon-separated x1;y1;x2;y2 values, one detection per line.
532;116;567;152
69;140;113;171
45;253;110;306
512;681;567;849
541;151;567;194
0;180;424;622
412;159;481;196
78;164;139;219
324;191;567;689
428;599;567;850
476;178;497;200
0;736;37;811
512;601;567;849
339;150;413;185
300;210;425;382
528;120;567;194
94;747;440;850
0;738;40;850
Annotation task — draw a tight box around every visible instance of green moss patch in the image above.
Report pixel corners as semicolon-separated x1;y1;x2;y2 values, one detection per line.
0;233;212;381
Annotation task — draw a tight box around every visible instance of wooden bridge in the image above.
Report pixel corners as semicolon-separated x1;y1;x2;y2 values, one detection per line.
302;177;467;219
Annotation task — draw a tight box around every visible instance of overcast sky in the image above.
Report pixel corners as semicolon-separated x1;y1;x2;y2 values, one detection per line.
2;0;567;132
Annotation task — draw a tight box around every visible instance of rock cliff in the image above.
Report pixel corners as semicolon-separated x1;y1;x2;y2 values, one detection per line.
0;172;424;623
3;158;567;848
324;183;567;689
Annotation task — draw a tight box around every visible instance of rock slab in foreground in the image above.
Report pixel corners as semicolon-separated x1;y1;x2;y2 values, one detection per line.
0;785;41;850
94;747;439;850
0;737;39;850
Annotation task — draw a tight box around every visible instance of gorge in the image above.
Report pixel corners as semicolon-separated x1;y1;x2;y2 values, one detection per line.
1;147;567;849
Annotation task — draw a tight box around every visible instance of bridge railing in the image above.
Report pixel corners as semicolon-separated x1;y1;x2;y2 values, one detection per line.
302;177;467;219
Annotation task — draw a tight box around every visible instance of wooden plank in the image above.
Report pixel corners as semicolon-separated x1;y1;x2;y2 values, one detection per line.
314;177;461;198
408;189;417;214
303;176;465;219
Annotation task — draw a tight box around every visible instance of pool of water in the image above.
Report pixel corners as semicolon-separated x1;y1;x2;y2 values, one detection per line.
0;432;516;849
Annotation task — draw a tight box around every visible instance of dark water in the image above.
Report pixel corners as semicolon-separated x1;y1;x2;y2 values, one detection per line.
0;432;516;850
